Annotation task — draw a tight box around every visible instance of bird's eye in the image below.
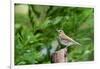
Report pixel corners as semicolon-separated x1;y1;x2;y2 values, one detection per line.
59;30;62;32
57;30;62;33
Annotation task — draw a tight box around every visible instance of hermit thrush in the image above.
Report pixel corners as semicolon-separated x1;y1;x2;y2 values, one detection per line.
57;30;80;49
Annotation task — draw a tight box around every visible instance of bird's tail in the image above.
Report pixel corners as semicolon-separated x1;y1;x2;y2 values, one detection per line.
73;41;81;46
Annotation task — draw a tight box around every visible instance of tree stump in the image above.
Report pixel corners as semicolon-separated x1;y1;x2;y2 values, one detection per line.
51;48;67;63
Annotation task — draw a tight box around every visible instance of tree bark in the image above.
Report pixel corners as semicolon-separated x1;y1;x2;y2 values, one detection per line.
51;48;67;63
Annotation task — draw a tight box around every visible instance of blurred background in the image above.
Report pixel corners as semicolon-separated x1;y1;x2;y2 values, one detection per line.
14;4;94;65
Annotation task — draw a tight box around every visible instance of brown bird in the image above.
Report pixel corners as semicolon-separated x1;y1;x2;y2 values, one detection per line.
57;30;80;48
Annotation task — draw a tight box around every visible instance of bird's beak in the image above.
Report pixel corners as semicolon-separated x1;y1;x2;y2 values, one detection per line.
56;29;59;33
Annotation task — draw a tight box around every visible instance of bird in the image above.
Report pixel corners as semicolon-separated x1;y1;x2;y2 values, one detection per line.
57;30;80;49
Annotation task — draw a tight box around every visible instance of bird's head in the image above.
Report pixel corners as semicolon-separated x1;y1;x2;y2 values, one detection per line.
56;30;64;34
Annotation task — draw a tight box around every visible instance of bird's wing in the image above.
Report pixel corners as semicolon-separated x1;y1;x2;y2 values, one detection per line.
58;36;74;46
60;34;81;46
60;34;73;42
59;36;71;44
60;37;70;42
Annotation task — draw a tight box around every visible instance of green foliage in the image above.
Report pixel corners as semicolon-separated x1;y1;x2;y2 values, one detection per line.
15;4;94;65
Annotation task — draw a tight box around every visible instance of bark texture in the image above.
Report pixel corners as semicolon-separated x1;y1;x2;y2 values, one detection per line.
51;48;67;63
